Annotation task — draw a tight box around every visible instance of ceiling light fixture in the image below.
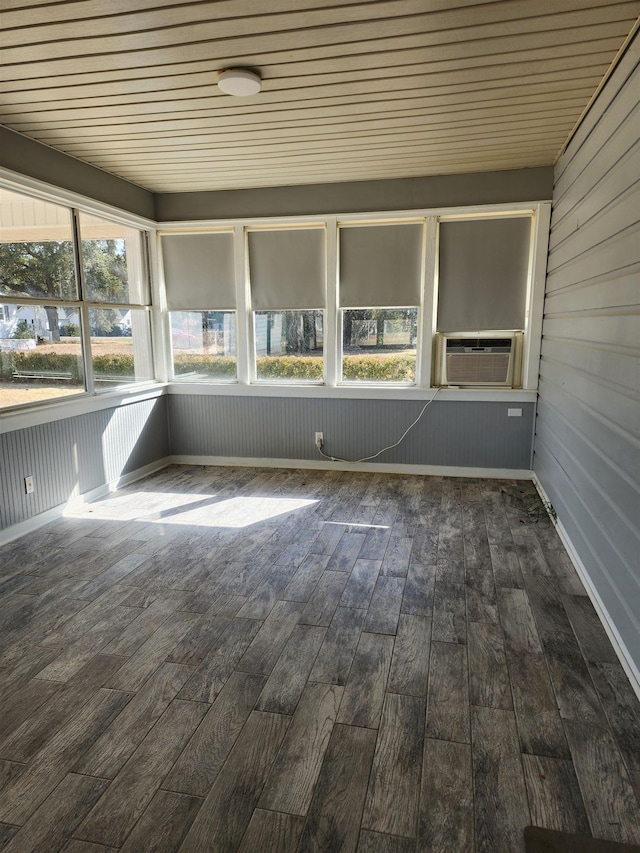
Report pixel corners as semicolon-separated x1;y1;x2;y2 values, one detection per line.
217;68;262;97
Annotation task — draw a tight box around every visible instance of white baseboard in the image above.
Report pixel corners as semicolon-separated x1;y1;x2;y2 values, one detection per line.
171;453;532;480
0;457;171;547
533;474;640;701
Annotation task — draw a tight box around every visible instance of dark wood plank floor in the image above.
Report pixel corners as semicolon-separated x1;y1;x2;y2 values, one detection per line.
1;465;639;852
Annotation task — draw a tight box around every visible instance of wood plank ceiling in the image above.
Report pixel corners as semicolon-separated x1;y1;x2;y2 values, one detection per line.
1;0;639;193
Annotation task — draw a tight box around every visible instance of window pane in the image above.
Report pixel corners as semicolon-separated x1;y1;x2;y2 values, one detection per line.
171;311;237;381
79;213;148;304
0;189;77;300
342;308;418;383
90;307;153;389
0;304;84;409
255;310;323;381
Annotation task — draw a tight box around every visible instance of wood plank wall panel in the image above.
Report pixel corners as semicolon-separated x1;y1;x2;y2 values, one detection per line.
0;397;169;531
1;1;638;192
534;34;640;680
168;395;534;470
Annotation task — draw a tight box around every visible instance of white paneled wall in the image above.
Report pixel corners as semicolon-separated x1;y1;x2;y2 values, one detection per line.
534;35;640;681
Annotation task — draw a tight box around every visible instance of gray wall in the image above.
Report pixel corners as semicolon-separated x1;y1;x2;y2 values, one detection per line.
0;396;169;531
158;165;546;475
534;36;640;674
169;395;535;471
161;166;546;476
0;126;155;221
156;166;553;221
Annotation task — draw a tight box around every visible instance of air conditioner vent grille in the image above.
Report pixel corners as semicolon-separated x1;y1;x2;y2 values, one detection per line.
446;352;511;384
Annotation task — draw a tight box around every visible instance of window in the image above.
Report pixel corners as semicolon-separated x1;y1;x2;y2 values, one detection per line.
435;216;532;387
158;207;543;392
0;188;154;411
248;228;326;383
339;222;423;384
79;213;153;388
161;232;238;382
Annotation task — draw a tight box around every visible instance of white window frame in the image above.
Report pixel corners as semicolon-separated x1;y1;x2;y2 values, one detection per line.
245;223;327;386
158;200;550;401
0;166;550;427
336;217;425;388
0;170;160;425
434;207;550;392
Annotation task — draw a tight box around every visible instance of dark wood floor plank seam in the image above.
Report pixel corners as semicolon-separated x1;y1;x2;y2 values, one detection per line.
74;698;210;847
117;788;204;853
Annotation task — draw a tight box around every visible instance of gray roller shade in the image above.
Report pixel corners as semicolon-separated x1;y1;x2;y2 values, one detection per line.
162;232;236;310
339;223;423;307
248;228;326;310
437;217;531;331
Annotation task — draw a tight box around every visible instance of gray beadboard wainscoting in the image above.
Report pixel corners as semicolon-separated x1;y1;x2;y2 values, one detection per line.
534;35;640;679
168;394;535;471
0;396;169;532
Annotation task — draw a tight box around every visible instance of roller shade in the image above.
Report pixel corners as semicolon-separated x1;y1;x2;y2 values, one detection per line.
339;223;423;307
248;228;326;310
437;217;531;331
162;232;236;310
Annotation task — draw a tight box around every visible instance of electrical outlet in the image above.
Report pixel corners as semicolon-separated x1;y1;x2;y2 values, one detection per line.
24;475;35;495
315;431;324;449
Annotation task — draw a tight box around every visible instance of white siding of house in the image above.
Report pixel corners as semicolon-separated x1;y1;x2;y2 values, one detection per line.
534;35;640;684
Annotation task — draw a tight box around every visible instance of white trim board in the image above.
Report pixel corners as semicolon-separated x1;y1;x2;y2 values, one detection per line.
0;457;171;547
533;474;640;702
171;454;532;480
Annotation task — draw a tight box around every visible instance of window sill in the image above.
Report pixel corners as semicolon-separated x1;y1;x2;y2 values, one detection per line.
0;381;166;434
167;381;537;403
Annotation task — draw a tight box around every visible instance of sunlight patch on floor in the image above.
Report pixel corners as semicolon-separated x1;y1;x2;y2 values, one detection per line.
155;495;318;527
68;492;318;528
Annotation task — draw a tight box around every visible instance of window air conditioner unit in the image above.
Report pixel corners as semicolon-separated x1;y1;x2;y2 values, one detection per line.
434;331;523;388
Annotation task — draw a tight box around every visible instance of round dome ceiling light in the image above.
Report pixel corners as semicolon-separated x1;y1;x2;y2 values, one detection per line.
218;68;262;97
